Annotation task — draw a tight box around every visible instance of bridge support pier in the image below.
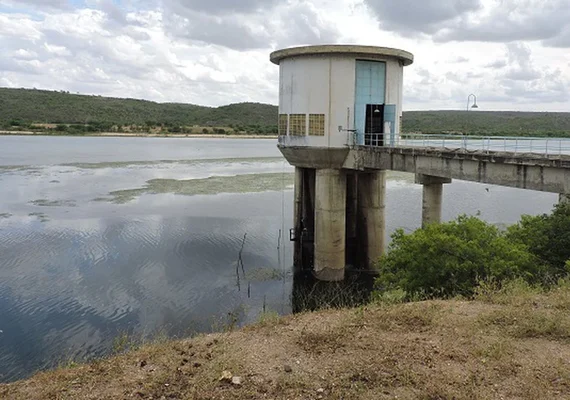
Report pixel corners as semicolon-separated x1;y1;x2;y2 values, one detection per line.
314;169;346;281
358;171;386;270
416;174;452;227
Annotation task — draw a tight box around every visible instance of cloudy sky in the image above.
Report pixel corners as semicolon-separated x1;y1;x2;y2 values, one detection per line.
1;0;569;111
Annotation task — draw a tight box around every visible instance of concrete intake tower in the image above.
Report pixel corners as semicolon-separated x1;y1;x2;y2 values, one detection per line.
270;45;414;282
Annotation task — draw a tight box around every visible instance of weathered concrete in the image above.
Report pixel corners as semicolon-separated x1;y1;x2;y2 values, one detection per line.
270;44;414;66
344;147;570;194
422;183;443;227
314;169;346;281
280;145;570;280
416;174;452;227
279;146;349;169
358;171;386;270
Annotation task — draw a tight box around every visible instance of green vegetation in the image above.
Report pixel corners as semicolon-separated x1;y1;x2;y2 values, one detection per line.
375;204;570;300
506;202;570;274
2;88;570;137
101;173;294;204
403;110;570;137
0;88;278;135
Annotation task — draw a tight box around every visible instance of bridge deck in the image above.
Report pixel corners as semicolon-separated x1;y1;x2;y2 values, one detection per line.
279;142;570;194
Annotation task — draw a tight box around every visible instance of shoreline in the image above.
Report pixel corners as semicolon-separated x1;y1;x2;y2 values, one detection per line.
2;287;570;399
0;131;278;140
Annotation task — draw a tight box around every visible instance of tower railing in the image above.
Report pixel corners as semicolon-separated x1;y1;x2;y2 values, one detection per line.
357;133;570;157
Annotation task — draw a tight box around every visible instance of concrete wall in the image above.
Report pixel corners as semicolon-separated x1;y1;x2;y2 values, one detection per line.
278;55;405;149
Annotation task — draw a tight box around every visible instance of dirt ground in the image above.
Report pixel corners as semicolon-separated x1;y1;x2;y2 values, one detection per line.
3;285;570;400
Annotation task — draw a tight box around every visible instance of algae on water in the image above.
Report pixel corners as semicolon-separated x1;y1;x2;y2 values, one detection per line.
28;212;49;222
0;213;12;219
100;170;412;204
30;199;77;207
63;157;285;170
104;172;295;204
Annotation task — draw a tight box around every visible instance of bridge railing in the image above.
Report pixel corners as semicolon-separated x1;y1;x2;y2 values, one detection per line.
361;133;570;157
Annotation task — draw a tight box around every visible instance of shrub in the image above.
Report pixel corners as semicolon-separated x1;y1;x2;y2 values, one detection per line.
375;215;539;299
506;202;570;278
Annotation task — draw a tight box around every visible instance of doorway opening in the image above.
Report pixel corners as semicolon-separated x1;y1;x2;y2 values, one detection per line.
365;104;384;146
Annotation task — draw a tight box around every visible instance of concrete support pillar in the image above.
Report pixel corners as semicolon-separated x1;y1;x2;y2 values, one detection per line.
314;169;346;281
293;167;304;266
416;174;452;228
357;171;386;270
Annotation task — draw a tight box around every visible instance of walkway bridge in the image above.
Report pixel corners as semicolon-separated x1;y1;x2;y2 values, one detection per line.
278;134;570;281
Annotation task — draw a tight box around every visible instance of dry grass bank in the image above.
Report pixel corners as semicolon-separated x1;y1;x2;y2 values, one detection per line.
3;282;570;399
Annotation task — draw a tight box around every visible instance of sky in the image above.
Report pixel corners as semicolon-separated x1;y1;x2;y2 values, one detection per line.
0;0;569;111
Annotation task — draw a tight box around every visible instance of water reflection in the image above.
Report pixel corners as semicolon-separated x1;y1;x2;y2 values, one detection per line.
0;136;561;383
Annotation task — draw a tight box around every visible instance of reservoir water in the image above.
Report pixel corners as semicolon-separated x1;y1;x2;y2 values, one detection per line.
0;135;559;382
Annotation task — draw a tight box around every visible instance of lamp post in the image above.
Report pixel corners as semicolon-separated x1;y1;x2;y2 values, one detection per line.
467;94;479;111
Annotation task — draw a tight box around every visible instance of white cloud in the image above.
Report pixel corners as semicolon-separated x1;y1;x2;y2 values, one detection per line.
0;0;569;111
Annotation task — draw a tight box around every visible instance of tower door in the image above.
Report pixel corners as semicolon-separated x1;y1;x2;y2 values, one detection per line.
365;104;384;146
354;60;386;145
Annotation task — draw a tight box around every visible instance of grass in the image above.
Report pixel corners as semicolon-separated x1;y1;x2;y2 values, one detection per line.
3;281;570;399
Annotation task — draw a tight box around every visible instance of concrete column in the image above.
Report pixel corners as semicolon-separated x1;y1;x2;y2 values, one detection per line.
416;174;452;228
314;169;346;281
293;167;303;266
357;171;386;270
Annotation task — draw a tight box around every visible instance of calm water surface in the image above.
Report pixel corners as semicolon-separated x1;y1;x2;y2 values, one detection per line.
0;136;559;382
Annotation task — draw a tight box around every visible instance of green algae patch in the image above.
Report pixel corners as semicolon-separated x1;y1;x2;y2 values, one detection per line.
30;199;77;207
0;213;12;219
63;157;285;170
28;212;49;222
0;165;42;175
244;268;291;283
105;172;295;204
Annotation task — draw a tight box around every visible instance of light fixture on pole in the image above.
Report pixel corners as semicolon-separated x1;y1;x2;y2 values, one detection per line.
467;94;478;111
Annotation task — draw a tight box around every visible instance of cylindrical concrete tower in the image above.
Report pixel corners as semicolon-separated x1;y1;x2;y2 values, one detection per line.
270;45;413;281
270;45;413;148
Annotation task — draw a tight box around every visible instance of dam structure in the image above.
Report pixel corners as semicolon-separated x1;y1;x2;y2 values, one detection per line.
270;44;570;282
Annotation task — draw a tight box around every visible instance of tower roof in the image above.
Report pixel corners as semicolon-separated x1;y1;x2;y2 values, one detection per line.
270;45;414;66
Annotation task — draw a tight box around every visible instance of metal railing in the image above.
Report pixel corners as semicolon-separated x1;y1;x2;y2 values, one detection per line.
359;133;570;157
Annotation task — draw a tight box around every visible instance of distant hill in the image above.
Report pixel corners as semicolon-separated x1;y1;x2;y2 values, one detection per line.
404;110;570;137
0;88;278;130
1;88;570;137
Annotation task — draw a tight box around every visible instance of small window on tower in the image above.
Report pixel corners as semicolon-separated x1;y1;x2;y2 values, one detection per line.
278;114;288;135
309;114;325;136
289;114;306;136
